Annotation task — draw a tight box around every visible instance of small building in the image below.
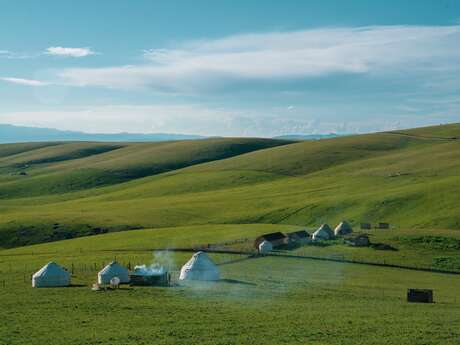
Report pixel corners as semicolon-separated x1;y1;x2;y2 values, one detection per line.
378;222;390;229
254;232;288;249
179;251;220;281
32;262;71;288
258;240;273;254
98;261;130;285
312;224;334;241
360;223;372;230
287;230;310;245
130;266;170;286
334;221;353;237
345;234;370;247
407;289;433;303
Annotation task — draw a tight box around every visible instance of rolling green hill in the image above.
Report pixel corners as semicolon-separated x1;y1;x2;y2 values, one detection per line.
1;126;460;345
0;124;459;247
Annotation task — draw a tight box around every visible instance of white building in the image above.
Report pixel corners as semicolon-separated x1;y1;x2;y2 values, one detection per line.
179;251;220;281
334;221;353;236
312;224;334;241
32;262;71;288
258;240;273;254
98;261;130;285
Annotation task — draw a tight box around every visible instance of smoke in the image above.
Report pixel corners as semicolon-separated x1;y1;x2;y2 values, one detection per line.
133;250;175;276
133;264;166;276
152;250;175;271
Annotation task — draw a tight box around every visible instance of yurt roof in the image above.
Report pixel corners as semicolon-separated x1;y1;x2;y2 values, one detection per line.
317;224;333;234
334;221;352;234
183;251;219;271
33;262;69;278
99;261;127;275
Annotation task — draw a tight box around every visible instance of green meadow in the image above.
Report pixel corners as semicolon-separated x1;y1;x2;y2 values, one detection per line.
1;124;460;344
0;225;459;345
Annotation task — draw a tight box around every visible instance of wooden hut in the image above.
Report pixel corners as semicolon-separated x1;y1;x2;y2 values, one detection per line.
287;230;310;245
254;232;287;249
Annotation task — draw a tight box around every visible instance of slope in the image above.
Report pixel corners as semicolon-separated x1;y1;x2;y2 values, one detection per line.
0;138;290;198
0;124;459;247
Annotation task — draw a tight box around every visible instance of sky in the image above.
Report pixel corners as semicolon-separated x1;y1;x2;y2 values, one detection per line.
1;0;460;137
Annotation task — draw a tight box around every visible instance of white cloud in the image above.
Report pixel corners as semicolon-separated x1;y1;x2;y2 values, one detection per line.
45;46;96;58
0;77;49;87
0;50;35;59
0;105;244;136
1;102;457;137
56;25;460;91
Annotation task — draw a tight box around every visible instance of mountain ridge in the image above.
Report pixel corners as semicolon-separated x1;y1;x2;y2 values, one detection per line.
0;124;205;143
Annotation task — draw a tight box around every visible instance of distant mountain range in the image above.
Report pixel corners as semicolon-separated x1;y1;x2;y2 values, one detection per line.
0;124;343;143
0;124;204;143
273;133;342;141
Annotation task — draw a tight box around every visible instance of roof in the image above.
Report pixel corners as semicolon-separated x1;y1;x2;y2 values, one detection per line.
98;261;130;284
287;230;309;239
318;223;332;231
334;221;353;235
99;261;128;276
179;251;220;281
312;224;334;240
182;251;218;270
259;232;287;241
33;262;70;279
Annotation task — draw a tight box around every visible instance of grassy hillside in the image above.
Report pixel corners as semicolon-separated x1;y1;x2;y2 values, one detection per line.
0;124;459;247
0;138;290;198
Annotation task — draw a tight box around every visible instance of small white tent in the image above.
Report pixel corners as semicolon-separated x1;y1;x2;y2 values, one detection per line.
179;251;220;281
312;224;334;241
258;240;273;254
98;261;130;285
334;221;353;236
32;262;70;288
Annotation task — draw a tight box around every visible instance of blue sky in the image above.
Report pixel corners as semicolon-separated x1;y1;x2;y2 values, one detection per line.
1;0;460;136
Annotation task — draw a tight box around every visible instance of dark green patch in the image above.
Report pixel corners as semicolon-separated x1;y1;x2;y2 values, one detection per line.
394;236;460;250
432;256;460;270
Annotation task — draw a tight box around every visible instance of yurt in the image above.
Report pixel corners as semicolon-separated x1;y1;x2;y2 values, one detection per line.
98;261;130;285
179;251;220;281
312;224;334;241
258;240;273;254
32;262;71;288
334;221;353;236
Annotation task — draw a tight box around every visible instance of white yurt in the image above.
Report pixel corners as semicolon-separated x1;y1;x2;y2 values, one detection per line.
32;262;71;288
98;261;130;285
334;221;353;236
179;251;220;281
312;224;334;241
258;240;273;254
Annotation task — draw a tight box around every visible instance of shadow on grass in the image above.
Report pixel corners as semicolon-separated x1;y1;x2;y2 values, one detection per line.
370;243;398;251
219;279;256;286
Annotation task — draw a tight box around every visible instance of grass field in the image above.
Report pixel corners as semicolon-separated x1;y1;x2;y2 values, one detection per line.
0;224;459;345
1;124;460;344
